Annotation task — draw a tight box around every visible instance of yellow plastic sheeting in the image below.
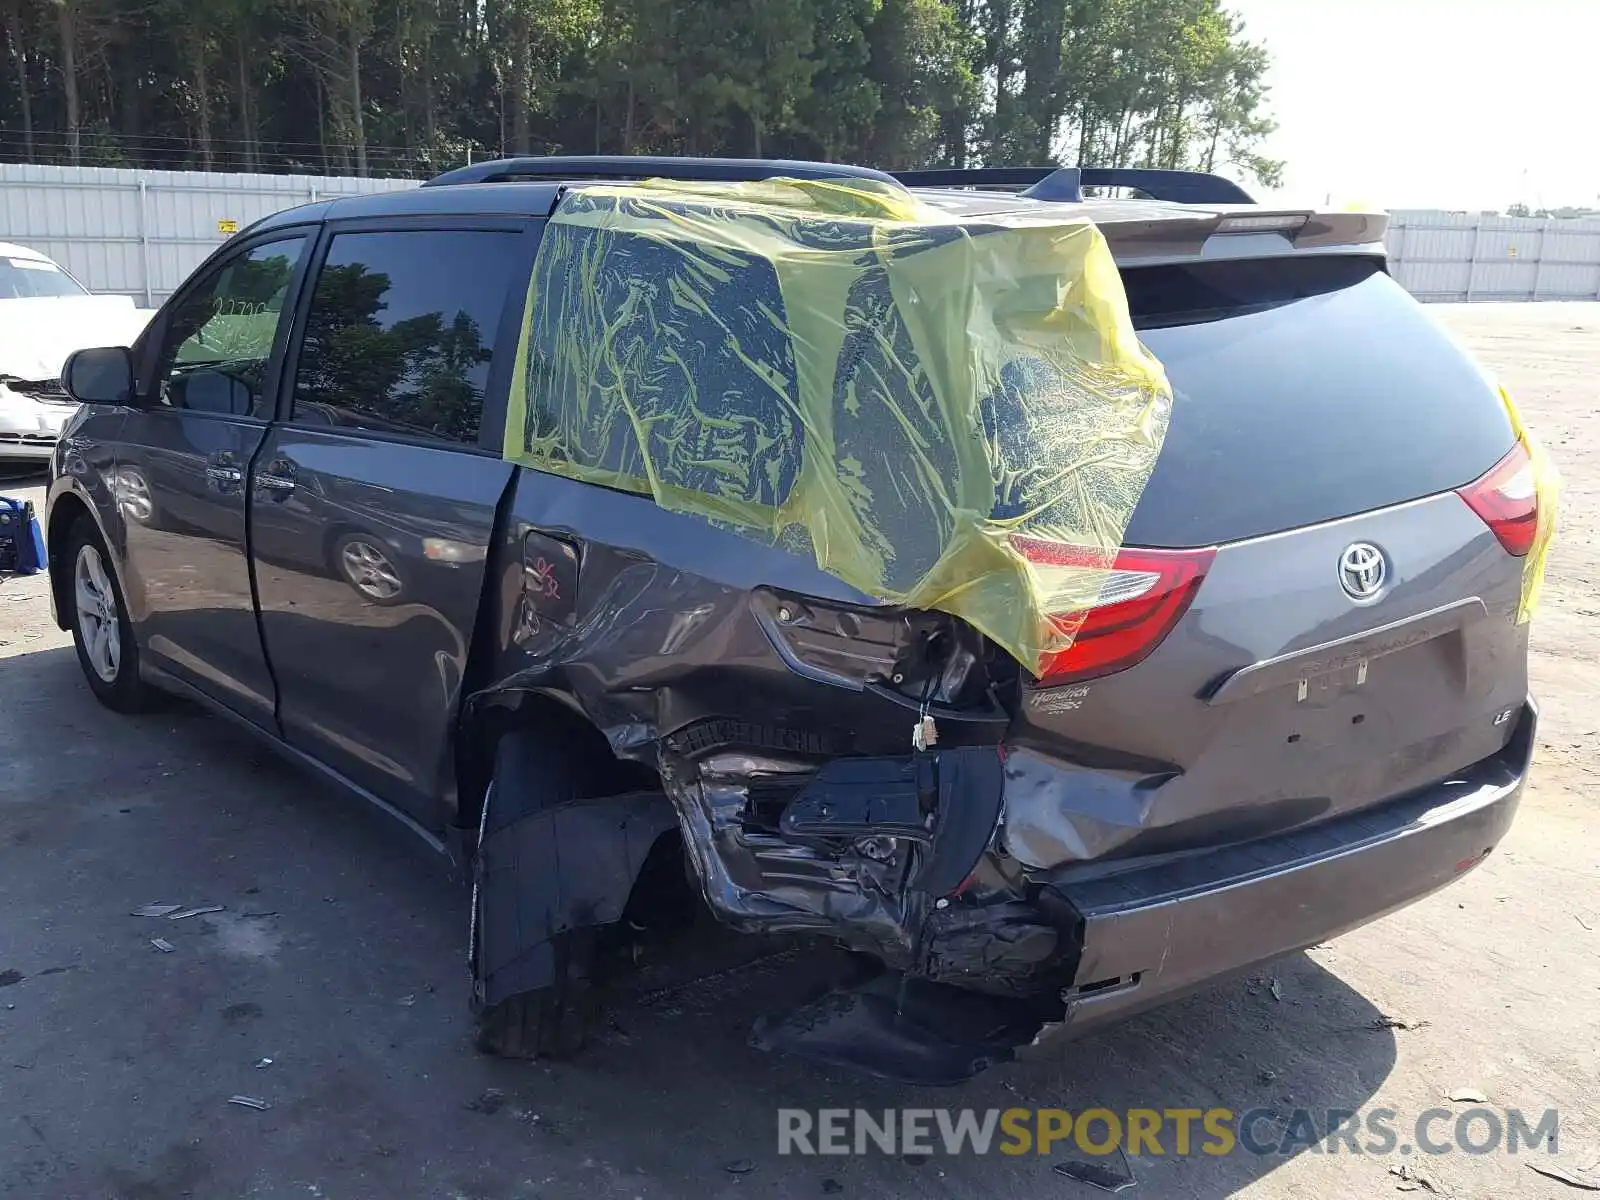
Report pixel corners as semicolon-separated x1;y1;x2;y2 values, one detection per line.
503;177;1172;672
1501;387;1559;623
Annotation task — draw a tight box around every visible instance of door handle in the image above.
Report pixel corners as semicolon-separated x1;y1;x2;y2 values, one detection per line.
254;458;297;500
205;450;242;494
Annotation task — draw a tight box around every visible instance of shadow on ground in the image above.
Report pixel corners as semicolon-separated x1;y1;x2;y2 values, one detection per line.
0;643;1401;1199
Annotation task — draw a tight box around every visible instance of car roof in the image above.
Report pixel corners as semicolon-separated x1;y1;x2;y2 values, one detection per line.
253;179;1213;229
0;241;60;264
247;175;1383;266
253;182;564;233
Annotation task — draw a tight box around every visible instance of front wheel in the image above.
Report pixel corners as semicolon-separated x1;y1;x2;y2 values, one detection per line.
66;521;154;713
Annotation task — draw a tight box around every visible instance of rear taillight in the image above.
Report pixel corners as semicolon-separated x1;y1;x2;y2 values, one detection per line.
1457;443;1539;557
1012;537;1216;685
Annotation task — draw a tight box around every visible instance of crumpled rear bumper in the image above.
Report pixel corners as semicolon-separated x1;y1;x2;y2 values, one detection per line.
754;703;1533;1081
1025;700;1535;1046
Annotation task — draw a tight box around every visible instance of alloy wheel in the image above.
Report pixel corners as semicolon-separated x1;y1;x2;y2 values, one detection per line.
74;543;122;682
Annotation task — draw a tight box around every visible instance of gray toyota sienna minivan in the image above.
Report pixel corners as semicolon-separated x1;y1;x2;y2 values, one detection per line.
46;157;1553;1081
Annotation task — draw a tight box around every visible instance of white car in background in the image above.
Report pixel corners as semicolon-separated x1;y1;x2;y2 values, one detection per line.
0;242;152;463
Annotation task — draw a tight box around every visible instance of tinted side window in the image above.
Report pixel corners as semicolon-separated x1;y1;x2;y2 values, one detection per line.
291;230;518;444
153;236;306;415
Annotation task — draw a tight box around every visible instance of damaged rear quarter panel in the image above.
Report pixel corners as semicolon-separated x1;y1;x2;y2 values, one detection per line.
487;463;894;746
474;466;1042;976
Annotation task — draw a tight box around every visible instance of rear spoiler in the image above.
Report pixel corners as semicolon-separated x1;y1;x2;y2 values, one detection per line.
1093;209;1390;263
894;167;1387;260
891;166;1254;206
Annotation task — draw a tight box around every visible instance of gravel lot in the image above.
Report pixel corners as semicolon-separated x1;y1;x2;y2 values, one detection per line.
2;303;1597;1199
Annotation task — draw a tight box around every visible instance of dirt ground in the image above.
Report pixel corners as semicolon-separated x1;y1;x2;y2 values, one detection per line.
2;303;1597;1200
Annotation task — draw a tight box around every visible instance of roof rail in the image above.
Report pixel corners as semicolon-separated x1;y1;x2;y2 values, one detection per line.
424;155;899;188
891;167;1064;191
891;166;1254;206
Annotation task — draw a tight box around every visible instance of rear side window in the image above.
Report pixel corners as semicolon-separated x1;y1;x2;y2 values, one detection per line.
519;203;805;507
291;230;518;444
1118;258;1516;547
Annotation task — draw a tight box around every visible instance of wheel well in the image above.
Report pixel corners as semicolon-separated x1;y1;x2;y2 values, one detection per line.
46;494;93;631
455;691;658;833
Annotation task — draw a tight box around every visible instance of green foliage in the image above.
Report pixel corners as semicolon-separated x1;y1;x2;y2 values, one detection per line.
0;0;1281;183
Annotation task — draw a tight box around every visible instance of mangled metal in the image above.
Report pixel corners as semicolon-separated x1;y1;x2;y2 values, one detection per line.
477;174;1177;1054
467;504;1074;1041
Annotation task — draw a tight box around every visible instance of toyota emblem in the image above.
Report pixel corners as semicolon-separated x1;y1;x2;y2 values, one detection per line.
1339;542;1387;600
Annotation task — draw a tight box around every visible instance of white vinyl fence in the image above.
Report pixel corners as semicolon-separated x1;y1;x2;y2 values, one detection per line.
5;165;1600;306
0;164;417;306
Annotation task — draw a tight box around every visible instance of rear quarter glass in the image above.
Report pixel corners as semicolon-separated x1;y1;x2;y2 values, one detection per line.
1118;258;1516;548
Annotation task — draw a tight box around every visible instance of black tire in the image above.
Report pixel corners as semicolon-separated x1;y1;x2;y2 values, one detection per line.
64;518;154;713
471;729;603;1060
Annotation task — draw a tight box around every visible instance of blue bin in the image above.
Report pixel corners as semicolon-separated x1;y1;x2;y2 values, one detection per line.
0;495;47;575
